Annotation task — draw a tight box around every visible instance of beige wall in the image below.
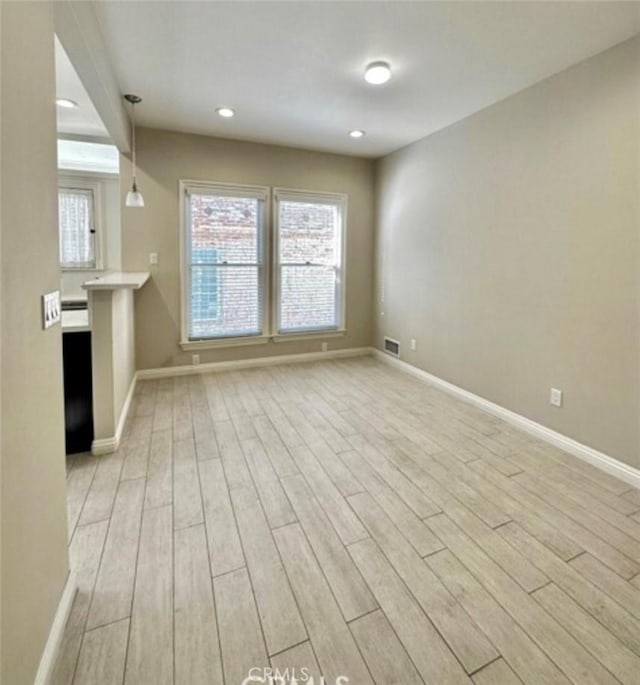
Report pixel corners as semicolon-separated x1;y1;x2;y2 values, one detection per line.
1;2;70;683
121;128;375;369
112;290;135;429
90;289;136;444
375;37;640;468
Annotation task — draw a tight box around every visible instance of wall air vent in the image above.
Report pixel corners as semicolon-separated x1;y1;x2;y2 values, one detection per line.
384;337;400;357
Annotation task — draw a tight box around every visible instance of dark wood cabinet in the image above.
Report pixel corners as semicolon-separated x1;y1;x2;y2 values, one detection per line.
62;331;94;454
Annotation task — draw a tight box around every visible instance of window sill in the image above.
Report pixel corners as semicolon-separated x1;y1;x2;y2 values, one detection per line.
61;266;104;273
179;329;346;350
180;335;270;351
272;329;346;343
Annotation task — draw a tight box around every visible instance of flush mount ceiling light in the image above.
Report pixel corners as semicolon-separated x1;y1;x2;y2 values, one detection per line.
364;61;391;85
56;98;78;109
124;94;144;208
216;107;235;118
349;129;365;138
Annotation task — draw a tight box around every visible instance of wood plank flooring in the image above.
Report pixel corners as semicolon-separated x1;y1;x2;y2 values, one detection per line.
57;356;640;685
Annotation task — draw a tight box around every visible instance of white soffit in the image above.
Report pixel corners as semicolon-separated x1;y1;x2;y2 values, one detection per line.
55;36;110;139
57;140;120;174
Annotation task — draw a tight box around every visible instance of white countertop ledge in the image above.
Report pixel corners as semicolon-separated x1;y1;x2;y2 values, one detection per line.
82;272;150;291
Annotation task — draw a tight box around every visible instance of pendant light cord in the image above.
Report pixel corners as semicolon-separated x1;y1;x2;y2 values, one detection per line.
130;101;137;189
124;94;144;206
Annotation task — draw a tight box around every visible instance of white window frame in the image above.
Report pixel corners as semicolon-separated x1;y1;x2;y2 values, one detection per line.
179;180;270;350
272;188;347;339
58;175;103;271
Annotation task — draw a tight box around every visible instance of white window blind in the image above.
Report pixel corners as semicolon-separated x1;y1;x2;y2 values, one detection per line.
275;191;345;334
58;188;96;269
184;183;266;340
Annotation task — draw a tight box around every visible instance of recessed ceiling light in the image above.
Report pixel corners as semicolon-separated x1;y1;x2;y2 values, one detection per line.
349;129;365;138
216;107;235;118
56;98;78;109
364;61;391;85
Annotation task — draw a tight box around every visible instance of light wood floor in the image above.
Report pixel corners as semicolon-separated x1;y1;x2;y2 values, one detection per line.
54;356;640;685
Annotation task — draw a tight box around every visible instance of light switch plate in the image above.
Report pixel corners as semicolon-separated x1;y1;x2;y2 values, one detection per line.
149;252;159;265
42;290;61;329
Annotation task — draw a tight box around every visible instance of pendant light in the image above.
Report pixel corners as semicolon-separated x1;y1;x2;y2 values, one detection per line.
124;94;144;208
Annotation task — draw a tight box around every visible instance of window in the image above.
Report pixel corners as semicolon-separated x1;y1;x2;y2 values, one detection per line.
180;182;347;347
274;189;346;334
58;186;98;269
181;181;267;341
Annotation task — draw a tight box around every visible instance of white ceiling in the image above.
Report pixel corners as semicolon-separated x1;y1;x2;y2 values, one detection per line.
55;36;110;139
92;1;640;158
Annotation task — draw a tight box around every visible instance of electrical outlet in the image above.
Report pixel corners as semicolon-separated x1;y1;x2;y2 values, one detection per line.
410;339;417;351
550;388;562;407
192;354;200;366
149;252;159;265
42;290;61;329
321;342;328;352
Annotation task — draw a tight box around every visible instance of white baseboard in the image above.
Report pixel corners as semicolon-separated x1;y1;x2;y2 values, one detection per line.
373;349;640;490
91;373;137;456
91;436;119;456
34;572;77;685
136;346;372;380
